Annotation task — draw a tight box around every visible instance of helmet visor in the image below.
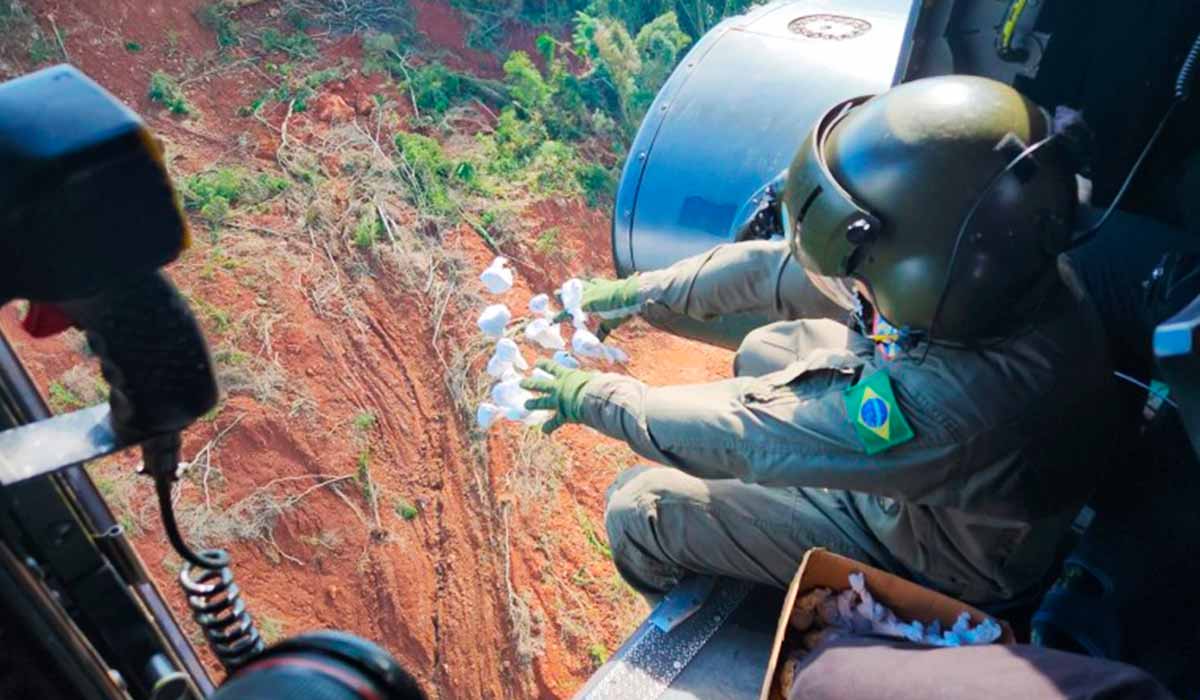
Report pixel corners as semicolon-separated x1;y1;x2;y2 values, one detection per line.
784;95;880;277
804;268;859;311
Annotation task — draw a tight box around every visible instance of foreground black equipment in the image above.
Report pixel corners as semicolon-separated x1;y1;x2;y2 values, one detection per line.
0;65;422;699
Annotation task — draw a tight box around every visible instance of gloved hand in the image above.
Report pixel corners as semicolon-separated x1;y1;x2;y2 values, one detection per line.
555;276;643;340
521;360;597;434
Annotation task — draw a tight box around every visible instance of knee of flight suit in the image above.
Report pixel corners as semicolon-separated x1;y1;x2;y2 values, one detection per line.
604;465;658;546
604;466;688;594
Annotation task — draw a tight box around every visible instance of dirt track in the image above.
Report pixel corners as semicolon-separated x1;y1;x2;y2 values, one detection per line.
1;2;731;696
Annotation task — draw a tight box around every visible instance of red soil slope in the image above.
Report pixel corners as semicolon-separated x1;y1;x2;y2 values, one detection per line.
1;1;733;697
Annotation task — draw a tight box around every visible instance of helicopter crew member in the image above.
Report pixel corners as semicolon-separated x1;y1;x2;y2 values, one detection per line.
523;75;1116;606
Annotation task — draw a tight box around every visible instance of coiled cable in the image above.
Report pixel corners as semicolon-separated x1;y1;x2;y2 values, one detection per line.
147;439;266;671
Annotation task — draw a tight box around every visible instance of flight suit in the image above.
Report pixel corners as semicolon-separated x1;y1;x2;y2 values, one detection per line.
593;240;1114;605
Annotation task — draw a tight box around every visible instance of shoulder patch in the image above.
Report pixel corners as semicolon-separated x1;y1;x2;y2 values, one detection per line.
844;369;914;455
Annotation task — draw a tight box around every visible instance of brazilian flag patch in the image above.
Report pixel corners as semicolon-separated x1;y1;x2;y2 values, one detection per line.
844;369;914;455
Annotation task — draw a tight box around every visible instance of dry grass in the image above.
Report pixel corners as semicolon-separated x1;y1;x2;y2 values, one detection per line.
177;473;354;564
86;459;154;536
48;363;107;412
502;504;546;669
285;0;414;34
212;344;287;403
506;427;571;514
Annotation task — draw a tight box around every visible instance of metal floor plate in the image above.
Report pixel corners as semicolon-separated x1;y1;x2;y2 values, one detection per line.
576;579;784;700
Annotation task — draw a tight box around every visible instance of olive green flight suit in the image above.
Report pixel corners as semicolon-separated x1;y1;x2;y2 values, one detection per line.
593;240;1114;605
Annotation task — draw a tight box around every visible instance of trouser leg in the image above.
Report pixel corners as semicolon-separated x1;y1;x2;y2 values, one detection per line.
604;465;885;595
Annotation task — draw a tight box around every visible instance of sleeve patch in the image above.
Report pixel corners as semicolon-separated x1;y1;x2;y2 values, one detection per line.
843;369;914;455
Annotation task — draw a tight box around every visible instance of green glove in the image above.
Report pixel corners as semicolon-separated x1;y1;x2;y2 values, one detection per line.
521;360;597;434
555;276;644;339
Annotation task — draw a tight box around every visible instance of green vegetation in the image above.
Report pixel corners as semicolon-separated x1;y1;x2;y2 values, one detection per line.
48;381;85;413
587;642;610;667
455;0;756;43
258;28;316;59
124;41;142;52
353;212;382;249
47;365;107;413
259;616;286;645
181;167;289;232
89;462;144;536
212;345;286;403
577;509;612;559
394;498;420;521
534;227;562;256
200;246;239;280
376;10;692;208
356;448;373;499
361;31;401;75
394;132;457;218
165;29;181;57
576;162;616;206
148;72;192;115
191;296;232;334
196;3;240;50
26;33;58;64
243;63;344;115
365;44;503;124
0;1;62;65
353;411;378;432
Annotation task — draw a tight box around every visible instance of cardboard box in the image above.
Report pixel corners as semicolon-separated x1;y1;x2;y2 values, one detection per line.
759;549;1015;700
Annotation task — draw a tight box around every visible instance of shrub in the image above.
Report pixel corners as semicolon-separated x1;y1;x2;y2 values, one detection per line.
246;65;343;115
182;167;290;217
394;499;419;520
355;449;373;500
404;61;478;119
48;365;107;413
258;28;317;59
362;31;400;75
196;3;239;49
482;106;548;175
633;12;691;98
503;51;551;116
353;212;381;249
199;197;231;230
394;132;456;217
576;162;616;205
148;72;192;115
259;616;285;644
353;411;378;431
582;0;755;39
530;140;579;193
587;642;610;667
534;227;561;255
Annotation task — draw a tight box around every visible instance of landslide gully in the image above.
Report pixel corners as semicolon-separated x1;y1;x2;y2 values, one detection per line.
4;0;733;697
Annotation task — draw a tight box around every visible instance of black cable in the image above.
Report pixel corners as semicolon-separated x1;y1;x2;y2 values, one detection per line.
1072;101;1178;247
154;475;229;570
1072;29;1200;247
916;134;1062;363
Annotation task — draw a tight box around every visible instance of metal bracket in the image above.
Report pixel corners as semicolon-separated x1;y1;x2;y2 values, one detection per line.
650;576;716;633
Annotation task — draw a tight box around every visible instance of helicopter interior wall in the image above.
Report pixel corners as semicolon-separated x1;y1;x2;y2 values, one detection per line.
1015;0;1200;226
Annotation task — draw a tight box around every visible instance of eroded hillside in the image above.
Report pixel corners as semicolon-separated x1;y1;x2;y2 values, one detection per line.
0;0;737;696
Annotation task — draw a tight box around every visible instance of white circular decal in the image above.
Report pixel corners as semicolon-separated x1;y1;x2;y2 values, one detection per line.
788;14;872;40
